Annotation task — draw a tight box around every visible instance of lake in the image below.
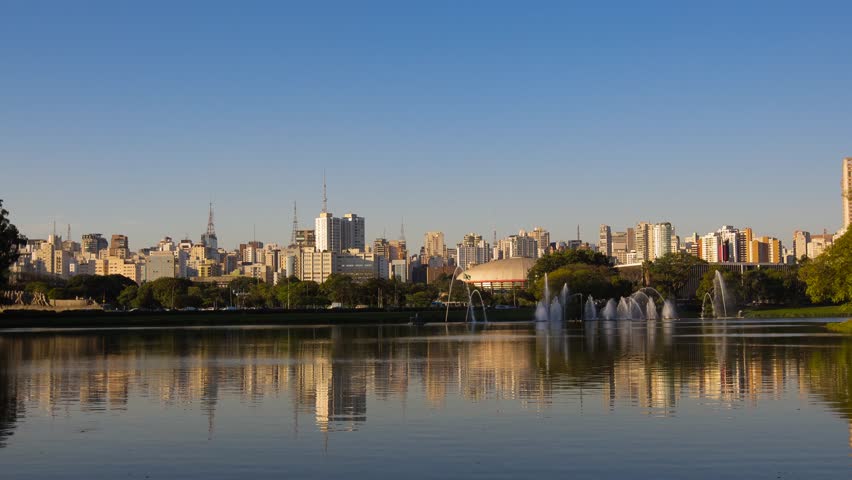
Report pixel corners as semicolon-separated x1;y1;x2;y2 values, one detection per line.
1;318;851;479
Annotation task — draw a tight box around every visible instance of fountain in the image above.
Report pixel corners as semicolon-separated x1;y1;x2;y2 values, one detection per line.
445;265;466;322
534;273;570;322
583;295;597;321
661;299;678;319
466;289;488;323
601;299;618;320
701;271;735;318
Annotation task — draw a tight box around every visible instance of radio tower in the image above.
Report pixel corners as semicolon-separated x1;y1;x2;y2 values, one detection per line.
207;202;216;237
290;201;299;247
321;171;328;213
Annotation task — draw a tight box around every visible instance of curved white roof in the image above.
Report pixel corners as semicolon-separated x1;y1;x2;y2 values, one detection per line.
457;257;536;283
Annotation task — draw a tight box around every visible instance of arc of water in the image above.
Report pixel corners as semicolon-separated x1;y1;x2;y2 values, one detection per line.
470;289;488;323
445;265;466;322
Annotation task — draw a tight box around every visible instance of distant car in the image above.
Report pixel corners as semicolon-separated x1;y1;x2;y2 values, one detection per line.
181;307;198;312
221;306;237;311
328;302;343;309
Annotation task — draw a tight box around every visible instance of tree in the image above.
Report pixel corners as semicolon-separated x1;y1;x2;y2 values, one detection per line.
321;274;357;306
117;285;138;309
0;200;27;287
799;228;852;304
527;249;612;286
648;252;707;299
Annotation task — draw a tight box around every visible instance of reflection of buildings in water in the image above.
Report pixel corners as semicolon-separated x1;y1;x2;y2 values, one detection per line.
0;325;851;447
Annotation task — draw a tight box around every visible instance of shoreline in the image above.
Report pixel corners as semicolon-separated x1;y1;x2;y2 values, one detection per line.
0;307;536;330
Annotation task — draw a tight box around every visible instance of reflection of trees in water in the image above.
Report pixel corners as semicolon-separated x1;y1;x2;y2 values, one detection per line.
0;323;851;446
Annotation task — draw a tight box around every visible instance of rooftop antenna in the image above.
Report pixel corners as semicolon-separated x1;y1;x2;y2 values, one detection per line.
290;201;299;246
321;170;328;213
66;224;71;242
577;224;581;242
52;219;56;239
383;227;387;240
399;217;406;242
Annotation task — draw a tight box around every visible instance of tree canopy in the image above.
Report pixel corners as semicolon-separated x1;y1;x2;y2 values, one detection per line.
799;229;852;304
647;252;707;299
0;200;27;287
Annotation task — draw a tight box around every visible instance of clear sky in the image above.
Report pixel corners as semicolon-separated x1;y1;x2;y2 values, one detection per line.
2;1;850;251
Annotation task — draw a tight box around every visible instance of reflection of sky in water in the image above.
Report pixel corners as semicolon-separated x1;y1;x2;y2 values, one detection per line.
1;320;851;479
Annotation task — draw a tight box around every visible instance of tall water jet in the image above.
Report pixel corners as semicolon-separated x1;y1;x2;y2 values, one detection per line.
535;272;563;322
712;271;733;318
616;297;630;320
661;299;678;319
628;297;645;320
601;299;617;320
549;300;563;323
560;284;569;309
645;300;658;320
584;295;597;321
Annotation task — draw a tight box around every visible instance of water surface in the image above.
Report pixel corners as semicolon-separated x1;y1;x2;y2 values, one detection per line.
1;318;851;479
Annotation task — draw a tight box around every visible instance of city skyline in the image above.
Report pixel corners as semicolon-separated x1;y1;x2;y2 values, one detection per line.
3;3;852;248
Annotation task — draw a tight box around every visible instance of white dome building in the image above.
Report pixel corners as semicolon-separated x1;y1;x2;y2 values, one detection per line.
456;257;536;292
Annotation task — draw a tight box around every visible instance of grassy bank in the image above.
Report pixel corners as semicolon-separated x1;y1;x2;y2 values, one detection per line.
744;305;852;319
0;307;536;330
826;320;852;333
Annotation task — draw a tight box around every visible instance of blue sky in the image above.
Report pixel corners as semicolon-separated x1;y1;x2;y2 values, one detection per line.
2;1;850;250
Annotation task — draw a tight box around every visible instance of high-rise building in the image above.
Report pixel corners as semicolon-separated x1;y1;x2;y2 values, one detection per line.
456;232;491;269
341;213;366;252
529;227;550;257
81;233;108;256
793;230;810;261
635;222;652;262
652;222;674;260
423;231;446;261
316;212;341;252
598;225;612;258
109;234;130;259
295;229;316;249
843;157;852;230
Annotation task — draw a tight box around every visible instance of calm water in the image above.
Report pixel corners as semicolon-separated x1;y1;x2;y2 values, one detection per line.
1;319;851;479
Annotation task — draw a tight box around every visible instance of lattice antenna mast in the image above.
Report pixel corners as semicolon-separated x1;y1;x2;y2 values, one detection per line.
207;202;216;236
321;170;328;213
290;201;299;246
400;218;406;242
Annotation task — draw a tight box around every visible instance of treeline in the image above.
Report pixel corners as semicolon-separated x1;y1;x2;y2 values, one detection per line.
11;273;511;311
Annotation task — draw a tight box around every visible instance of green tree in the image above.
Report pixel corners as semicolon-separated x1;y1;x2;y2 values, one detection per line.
0;200;27;287
321;274;357;306
527;249;612;286
648;252;707;299
117;285;138;309
799;229;852;304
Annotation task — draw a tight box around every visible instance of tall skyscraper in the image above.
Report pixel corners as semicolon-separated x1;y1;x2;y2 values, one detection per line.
598;225;612;258
651;222;674;260
635;222;652;262
315;212;341;253
843;157;852;231
341;213;366;252
423;231;446;260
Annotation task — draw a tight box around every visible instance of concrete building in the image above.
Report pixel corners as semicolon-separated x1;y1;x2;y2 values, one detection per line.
81;233;108;256
598;225;612;258
316;212;341;253
808;234;834;259
299;248;335;283
341;213;366;252
145;251;176;282
423;231;446;261
529;227;550;258
295;229;316;249
793;230;811;261
109;234;130;259
390;259;408;282
337;251;387;282
652;222;674;260
634;222;652;263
